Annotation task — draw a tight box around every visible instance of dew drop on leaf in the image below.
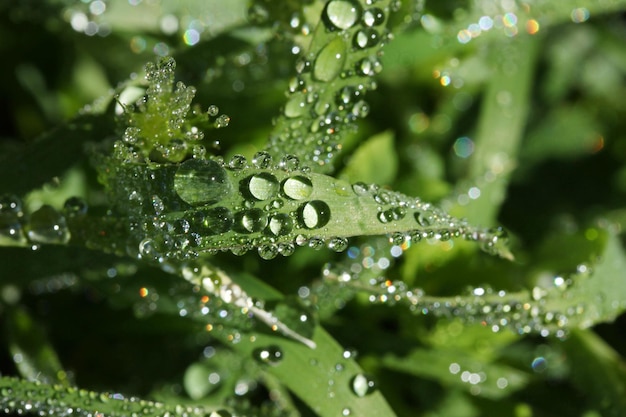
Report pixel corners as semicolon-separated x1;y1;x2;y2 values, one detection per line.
299;201;331;229
258;244;279;260
0;194;24;243
350;373;376;397
228;154;247;170
245;173;279;201
63;196;88;217
362;8;385;27
354;29;379;49
253;345;284;366
323;0;361;30
252;151;273;169
414;211;432;227
268;213;293;236
174;159;231;206
314;37;347;82
284;93;308;118
282;175;313;200
200;207;234;234
328;237;349;252
26;205;70;244
234;208;268;233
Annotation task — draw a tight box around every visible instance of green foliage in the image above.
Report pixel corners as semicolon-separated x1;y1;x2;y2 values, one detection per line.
2;0;626;416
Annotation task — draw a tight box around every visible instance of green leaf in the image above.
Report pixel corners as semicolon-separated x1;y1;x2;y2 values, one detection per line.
340;130;398;185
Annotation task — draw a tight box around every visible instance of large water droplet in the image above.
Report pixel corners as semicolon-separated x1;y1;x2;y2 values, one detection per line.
323;0;361;30
299;201;331;229
200;207;234;234
174;159;231;206
282;176;313;200
313;37;347;82
245;173;279;201
253;345;284;366
350;373;376;397
234;209;268;233
268;213;293;236
27;205;70;244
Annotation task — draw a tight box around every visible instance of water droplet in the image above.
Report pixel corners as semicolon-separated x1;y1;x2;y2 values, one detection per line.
174;159;231;206
138;238;163;262
284;93;307;118
414;211;431;227
0;195;24;242
314;37;347;82
351;373;376;397
26;205;70;244
323;0;361;30
328;237;348;252
354;29;379;49
268;213;293;236
351;100;370;118
258;244;279;260
215;114;230;128
245;173;279;201
200;207;234;234
279;155;300;171
252;151;273;169
337;86;357;106
253;345;284;366
207;105;219;117
228;154;247;170
362;8;385;27
63;197;88;217
352;182;369;195
278;242;295;256
299;201;331;229
234;209;268;233
282;176;313;200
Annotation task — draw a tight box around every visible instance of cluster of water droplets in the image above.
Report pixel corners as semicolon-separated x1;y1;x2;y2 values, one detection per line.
115;57;229;165
0;377;235;417
268;0;392;170
0;194;91;250
305;236;594;339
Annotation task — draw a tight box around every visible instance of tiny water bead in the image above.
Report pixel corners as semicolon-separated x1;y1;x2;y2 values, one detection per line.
323;0;362;31
314;37;347;82
174;159;232;205
244;173;279;201
282;176;313;200
253;345;284;366
299;201;331;229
